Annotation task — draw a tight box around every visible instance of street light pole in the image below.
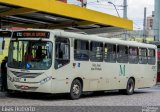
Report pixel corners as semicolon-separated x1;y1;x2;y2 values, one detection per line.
143;7;147;43
108;1;120;17
108;1;129;40
123;0;127;18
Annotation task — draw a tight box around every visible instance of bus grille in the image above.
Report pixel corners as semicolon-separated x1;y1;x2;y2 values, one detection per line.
11;71;43;78
14;85;38;91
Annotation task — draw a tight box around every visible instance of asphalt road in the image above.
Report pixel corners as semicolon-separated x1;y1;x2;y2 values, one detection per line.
0;86;160;107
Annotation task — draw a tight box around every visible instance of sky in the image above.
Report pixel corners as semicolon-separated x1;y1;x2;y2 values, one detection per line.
86;0;154;30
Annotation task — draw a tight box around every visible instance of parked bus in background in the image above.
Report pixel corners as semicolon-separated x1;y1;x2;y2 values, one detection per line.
157;47;160;82
7;29;157;99
150;41;160;82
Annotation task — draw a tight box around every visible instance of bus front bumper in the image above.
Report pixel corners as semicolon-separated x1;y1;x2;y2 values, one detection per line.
7;79;52;93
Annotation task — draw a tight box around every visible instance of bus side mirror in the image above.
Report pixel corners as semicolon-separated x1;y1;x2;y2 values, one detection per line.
2;40;5;50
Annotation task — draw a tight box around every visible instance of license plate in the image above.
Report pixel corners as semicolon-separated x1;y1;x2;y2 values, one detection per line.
21;85;29;90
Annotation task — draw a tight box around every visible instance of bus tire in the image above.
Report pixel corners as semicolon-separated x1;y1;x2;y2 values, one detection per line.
125;78;135;95
69;79;82;100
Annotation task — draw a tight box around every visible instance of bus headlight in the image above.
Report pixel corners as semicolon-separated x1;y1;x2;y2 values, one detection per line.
8;75;14;82
40;76;52;85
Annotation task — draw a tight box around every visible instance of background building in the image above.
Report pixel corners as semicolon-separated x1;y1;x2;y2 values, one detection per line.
147;11;154;30
154;0;160;41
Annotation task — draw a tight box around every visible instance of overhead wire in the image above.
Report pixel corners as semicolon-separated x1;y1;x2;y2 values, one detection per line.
87;0;124;11
87;0;144;30
88;3;123;10
87;0;123;7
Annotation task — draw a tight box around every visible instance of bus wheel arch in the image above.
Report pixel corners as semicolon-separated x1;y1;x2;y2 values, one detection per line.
74;77;83;89
69;77;83;100
130;77;135;84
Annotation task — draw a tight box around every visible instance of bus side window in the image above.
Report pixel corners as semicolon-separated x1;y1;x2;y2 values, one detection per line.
129;47;138;64
104;43;116;63
148;49;156;65
90;41;103;62
139;48;147;64
55;37;70;69
74;39;89;61
117;45;128;63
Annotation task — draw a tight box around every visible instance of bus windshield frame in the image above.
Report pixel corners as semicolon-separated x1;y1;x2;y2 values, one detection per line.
8;39;53;70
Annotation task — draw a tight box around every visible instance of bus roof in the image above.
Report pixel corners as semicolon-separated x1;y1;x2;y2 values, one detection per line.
12;29;157;49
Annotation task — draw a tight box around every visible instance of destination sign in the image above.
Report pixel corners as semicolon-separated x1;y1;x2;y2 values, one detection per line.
13;31;50;38
0;31;12;37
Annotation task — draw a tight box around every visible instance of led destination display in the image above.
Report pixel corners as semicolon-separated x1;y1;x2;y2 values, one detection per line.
13;31;50;38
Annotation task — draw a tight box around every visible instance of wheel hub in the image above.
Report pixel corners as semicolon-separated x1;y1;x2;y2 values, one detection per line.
128;83;133;93
73;84;80;95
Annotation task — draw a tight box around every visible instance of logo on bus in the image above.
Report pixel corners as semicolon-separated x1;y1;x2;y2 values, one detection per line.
119;65;126;76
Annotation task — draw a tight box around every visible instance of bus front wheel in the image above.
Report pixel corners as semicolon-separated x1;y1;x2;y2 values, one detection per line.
69;79;82;100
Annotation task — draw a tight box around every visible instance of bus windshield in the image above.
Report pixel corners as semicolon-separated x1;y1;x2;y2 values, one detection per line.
8;40;52;70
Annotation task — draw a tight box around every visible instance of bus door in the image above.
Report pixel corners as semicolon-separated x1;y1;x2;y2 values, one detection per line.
52;37;71;93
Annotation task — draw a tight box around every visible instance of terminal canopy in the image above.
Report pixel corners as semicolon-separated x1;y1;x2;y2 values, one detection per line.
0;0;133;34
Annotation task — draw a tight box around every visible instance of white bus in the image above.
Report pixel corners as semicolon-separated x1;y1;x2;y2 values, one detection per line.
7;29;157;99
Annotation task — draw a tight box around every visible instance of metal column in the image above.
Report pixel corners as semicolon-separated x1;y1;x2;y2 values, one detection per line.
0;16;1;29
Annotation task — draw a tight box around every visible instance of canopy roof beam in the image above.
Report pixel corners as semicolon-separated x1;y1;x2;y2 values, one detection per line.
0;0;133;30
0;8;36;17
